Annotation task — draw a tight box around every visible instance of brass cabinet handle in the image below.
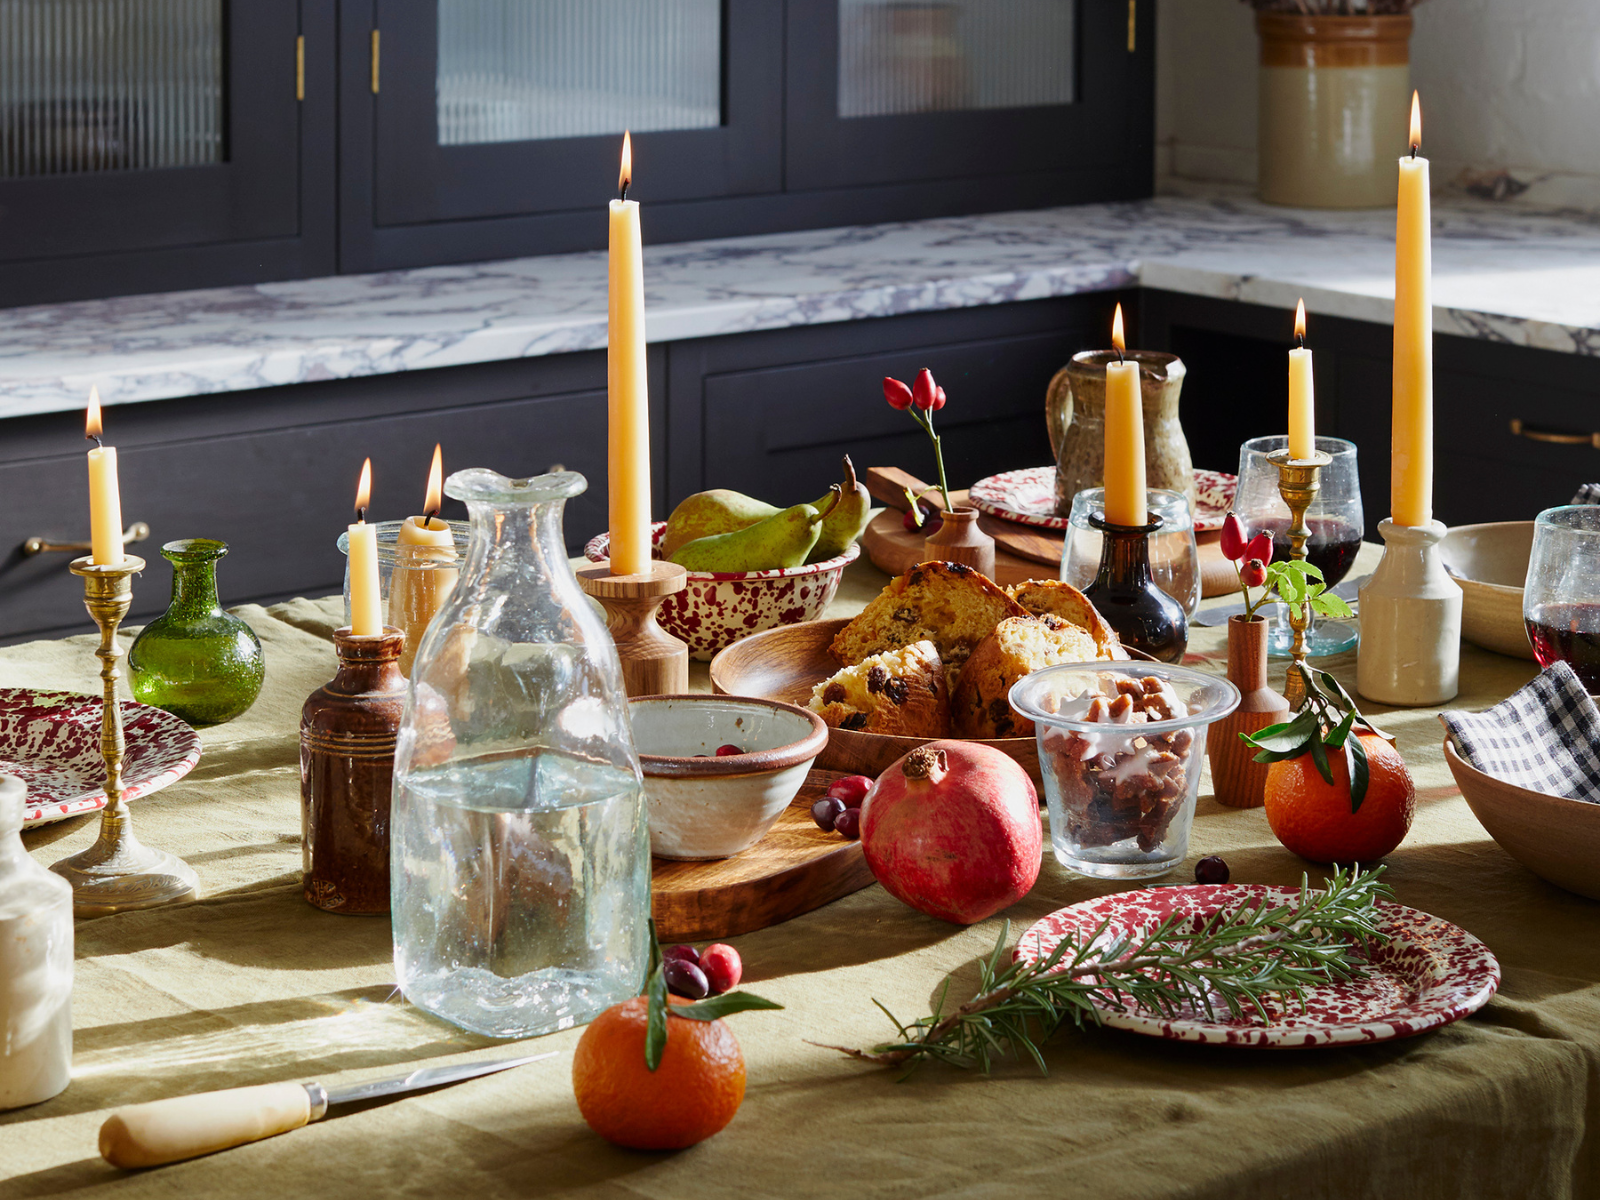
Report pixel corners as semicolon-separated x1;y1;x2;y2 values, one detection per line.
22;522;150;557
1509;418;1600;449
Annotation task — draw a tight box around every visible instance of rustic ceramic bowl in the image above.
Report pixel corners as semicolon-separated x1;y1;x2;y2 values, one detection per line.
630;695;828;861
1440;521;1535;660
1444;738;1600;900
585;523;860;661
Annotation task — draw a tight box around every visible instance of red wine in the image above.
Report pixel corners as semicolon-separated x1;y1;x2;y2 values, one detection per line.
1249;517;1362;587
1526;603;1600;691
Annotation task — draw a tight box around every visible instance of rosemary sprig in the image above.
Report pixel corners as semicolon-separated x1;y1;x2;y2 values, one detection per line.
831;866;1393;1074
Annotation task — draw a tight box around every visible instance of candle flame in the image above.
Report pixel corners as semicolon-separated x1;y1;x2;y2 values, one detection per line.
619;131;632;198
1111;303;1126;356
1294;298;1307;344
424;443;443;521
355;458;372;521
1409;91;1421;152
84;385;103;442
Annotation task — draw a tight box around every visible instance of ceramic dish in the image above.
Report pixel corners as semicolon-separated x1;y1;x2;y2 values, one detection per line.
1443;738;1600;900
630;695;828;860
0;687;202;826
1440;521;1535;660
709;618;1041;785
968;467;1238;534
584;523;859;661
1015;883;1500;1047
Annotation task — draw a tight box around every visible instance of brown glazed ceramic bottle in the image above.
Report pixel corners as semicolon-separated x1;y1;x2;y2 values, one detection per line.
299;626;407;914
1209;615;1291;808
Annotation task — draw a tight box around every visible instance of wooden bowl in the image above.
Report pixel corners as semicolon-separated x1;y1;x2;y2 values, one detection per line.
1443;737;1600;900
1440;521;1535;660
709;618;1041;784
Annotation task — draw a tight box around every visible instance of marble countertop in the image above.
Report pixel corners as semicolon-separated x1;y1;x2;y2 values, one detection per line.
4;188;1598;420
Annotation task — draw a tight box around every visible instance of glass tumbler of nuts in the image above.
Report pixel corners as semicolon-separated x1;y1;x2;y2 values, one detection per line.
1009;663;1240;880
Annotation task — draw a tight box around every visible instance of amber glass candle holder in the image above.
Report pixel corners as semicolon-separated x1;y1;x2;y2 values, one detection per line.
1081;513;1189;663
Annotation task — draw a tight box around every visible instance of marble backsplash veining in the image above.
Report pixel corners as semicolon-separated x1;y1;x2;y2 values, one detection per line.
3;189;1599;420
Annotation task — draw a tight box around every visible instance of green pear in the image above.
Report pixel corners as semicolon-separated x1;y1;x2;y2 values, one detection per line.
806;455;872;563
669;488;842;573
660;489;781;558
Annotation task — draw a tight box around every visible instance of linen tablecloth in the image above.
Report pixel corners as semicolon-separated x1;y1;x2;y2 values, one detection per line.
5;545;1599;1200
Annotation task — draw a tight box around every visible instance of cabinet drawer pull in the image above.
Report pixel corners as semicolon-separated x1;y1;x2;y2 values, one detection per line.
1509;418;1600;448
22;522;150;557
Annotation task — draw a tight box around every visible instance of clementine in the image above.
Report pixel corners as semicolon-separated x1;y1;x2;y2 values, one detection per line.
1263;732;1415;864
572;995;746;1150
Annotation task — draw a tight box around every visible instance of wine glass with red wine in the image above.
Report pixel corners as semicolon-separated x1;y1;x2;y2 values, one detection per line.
1233;435;1364;658
1525;506;1600;692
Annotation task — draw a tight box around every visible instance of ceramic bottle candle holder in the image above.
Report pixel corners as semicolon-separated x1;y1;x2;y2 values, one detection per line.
1081;513;1188;663
1357;519;1462;706
51;555;201;918
922;506;996;578
299;626;407;914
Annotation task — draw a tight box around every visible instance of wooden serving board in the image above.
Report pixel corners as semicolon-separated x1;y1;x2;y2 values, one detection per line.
862;507;1053;587
651;767;874;942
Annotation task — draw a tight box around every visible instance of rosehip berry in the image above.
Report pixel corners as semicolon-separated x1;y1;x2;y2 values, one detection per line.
911;368;938;411
1194;855;1230;885
1245;531;1273;564
1240;558;1267;588
811;797;846;831
901;502;942;534
664;958;710;1000
1220;513;1247;561
699;943;742;994
826;775;873;808
715;744;744;757
663;943;700;967
833;807;861;840
882;376;914;411
932;386;947;411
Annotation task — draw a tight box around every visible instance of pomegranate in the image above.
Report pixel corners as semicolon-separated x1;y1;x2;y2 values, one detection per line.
860;741;1041;925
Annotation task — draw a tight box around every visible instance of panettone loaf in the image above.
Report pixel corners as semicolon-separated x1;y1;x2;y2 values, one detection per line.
830;561;1027;667
808;640;951;737
951;615;1104;739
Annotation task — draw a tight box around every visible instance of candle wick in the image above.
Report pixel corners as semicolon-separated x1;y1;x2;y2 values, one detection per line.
425;508;439;526
86;434;102;449
1410;144;1418;159
1296;334;1305;350
1114;348;1124;366
357;507;367;524
619;180;629;202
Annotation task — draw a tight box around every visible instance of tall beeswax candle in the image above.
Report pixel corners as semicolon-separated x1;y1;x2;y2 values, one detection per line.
1392;92;1433;528
1102;304;1146;527
348;459;382;637
84;388;123;566
1288;299;1315;461
607;132;651;577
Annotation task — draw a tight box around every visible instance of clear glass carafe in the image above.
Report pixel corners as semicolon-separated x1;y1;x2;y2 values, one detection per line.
390;469;649;1038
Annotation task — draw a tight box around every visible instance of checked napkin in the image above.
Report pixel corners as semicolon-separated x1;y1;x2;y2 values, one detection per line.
1439;661;1600;803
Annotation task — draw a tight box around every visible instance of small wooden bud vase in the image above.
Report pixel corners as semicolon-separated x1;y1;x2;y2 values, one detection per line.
922;506;996;579
577;559;690;698
1209;615;1291;809
299;626;406;915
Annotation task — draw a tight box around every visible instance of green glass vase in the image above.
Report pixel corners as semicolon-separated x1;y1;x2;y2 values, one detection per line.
129;539;265;726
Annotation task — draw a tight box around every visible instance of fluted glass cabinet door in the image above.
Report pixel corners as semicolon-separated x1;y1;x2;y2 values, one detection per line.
0;1;319;279
367;0;781;231
787;0;1152;197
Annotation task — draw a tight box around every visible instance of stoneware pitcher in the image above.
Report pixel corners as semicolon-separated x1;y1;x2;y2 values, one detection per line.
1046;350;1194;518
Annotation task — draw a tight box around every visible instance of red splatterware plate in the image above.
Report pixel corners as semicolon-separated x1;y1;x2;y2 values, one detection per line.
969;467;1238;533
1014;884;1500;1048
0;688;202;826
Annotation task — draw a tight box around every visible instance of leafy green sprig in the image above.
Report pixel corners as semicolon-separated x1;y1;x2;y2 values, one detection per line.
1242;670;1391;811
642;921;782;1071
831;866;1392;1073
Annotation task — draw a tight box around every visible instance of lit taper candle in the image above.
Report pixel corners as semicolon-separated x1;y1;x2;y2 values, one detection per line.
1392;92;1432;528
347;459;381;637
84;387;124;566
1288;299;1315;461
390;444;459;676
607;131;651;576
1102;304;1146;527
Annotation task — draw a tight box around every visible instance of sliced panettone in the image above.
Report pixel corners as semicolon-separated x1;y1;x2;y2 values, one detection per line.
808;640;951;737
830;561;1027;667
951;615;1103;739
1006;579;1127;660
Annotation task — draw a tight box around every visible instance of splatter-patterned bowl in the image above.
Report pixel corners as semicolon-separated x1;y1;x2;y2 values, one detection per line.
584;523;860;661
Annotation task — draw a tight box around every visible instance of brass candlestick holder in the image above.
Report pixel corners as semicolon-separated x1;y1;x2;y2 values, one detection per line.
576;558;690;697
52;555;199;918
1267;448;1332;709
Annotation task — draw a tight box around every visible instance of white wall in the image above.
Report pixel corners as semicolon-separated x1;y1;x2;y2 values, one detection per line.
1156;0;1600;208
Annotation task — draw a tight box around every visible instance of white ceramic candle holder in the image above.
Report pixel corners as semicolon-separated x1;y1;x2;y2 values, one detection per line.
1356;519;1462;707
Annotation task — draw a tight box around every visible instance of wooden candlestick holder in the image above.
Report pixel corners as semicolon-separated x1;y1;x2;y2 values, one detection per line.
1267;448;1332;709
52;554;200;918
577;559;690;697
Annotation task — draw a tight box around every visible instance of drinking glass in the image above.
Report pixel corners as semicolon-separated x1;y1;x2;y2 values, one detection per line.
1524;506;1600;692
1061;487;1201;617
1233;436;1364;658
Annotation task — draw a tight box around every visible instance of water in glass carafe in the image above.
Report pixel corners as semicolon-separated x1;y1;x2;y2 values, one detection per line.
390;469;650;1038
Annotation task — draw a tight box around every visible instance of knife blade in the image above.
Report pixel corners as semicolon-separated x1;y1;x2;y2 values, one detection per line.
99;1052;557;1170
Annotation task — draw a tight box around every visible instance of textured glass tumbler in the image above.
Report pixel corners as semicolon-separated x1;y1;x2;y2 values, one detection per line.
1062;487;1200;616
128;539;264;726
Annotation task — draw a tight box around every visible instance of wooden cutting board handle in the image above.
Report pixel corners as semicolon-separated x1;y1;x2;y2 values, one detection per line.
864;467;934;511
99;1081;313;1168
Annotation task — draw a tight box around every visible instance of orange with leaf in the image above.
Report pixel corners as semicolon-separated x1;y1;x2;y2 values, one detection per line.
1242;669;1415;864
